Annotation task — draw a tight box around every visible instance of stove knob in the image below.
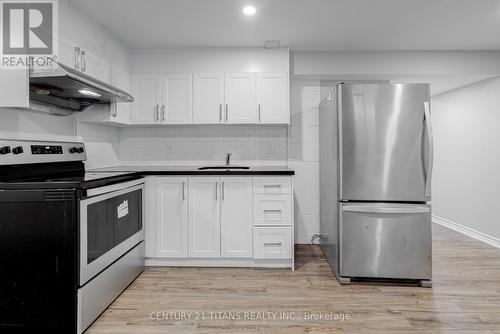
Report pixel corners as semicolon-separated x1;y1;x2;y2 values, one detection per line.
76;147;84;153
12;146;23;155
0;146;11;154
69;147;78;153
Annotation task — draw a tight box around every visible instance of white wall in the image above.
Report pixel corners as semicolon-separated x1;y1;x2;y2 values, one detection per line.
288;80;321;243
432;76;500;240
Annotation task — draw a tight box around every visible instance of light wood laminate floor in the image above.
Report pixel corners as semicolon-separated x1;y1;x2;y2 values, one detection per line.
87;224;500;333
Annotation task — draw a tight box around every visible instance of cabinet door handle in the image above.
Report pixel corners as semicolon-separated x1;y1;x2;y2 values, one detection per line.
215;182;218;200
225;104;228;122
74;47;80;70
222;182;225;200
161;105;166;121
264;242;282;246
80;50;87;72
258;103;261;122
219;104;222;122
182;182;186;200
155;105;159;121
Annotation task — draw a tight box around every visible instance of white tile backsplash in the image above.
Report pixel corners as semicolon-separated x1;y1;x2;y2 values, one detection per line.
118;126;287;166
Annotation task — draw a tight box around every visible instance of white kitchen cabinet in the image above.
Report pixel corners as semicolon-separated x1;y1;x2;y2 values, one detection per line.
57;38;110;83
220;177;253;258
130;74;162;124
193;73;225;124
161;74;193;124
253;227;292;259
109;67;131;123
256;72;289;124
188;177;221;257
81;49;111;83
224;73;256;124
156;177;188;258
0;68;28;107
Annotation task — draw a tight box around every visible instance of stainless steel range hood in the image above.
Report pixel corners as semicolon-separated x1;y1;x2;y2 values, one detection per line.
29;62;133;112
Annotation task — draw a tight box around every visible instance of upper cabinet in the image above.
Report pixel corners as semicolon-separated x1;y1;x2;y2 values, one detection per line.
57;38;110;84
224;73;256;124
256;72;290;124
162;74;193;124
130;71;289;126
193;73;225;124
130;74;162;124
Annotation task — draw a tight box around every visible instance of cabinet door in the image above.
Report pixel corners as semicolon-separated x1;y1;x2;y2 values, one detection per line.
224;73;256;124
156;177;188;258
220;177;253;258
0;68;28;107
130;74;161;124
193;73;224;124
57;39;78;70
162;74;193;124
188;177;221;257
256;72;289;124
109;67;131;123
81;50;111;83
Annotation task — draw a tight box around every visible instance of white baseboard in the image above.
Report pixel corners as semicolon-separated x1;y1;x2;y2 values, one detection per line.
433;215;500;249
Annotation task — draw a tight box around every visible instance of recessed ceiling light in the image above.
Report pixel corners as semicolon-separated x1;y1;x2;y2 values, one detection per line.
243;6;256;16
78;88;101;97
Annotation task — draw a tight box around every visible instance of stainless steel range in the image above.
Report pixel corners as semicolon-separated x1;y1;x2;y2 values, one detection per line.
0;139;145;333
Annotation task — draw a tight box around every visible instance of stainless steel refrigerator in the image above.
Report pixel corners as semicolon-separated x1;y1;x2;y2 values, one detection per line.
319;83;433;287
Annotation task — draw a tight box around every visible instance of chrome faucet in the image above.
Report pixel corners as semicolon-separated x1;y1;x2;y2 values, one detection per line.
225;152;232;166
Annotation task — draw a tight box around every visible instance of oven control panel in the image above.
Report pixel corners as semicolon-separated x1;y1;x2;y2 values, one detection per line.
31;145;64;155
0;139;86;165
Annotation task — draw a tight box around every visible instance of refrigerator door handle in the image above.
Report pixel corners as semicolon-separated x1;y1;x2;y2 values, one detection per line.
424;101;434;198
343;205;430;214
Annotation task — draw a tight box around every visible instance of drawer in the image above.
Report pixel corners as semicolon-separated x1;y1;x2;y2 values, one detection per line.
253;227;292;259
253;194;292;226
253;177;291;194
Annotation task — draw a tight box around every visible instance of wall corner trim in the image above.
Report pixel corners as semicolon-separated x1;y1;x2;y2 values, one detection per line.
433;215;500;250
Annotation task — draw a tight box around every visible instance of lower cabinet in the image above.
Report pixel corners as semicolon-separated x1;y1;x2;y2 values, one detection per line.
220;177;253;258
155;177;188;257
188;177;221;257
149;175;293;268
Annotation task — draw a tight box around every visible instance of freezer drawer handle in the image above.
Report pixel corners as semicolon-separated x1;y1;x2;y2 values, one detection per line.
343;205;430;214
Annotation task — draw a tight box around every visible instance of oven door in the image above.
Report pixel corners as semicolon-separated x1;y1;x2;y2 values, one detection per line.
80;179;144;285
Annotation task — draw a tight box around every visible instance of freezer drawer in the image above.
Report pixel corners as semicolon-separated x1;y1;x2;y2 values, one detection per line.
340;203;432;280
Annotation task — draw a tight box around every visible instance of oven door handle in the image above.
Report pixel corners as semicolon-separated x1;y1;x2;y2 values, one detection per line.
85;178;144;198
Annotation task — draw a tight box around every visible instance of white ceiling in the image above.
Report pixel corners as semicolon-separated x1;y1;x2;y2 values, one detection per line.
70;0;500;51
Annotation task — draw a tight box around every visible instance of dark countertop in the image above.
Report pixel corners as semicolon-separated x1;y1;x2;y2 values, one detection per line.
89;165;295;176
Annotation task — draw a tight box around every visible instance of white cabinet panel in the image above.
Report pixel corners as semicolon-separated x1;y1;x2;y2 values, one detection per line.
188;177;221;257
253;195;292;227
109;67;131;123
162;74;193;124
256;72;289;124
131;74;162;124
253;177;292;195
193;73;224;124
224;73;256;124
0;68;28;107
156;177;188;258
82;50;111;83
253;227;292;259
220;177;253;258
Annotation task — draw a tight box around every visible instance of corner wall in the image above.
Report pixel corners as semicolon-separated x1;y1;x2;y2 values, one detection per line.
432;76;500;241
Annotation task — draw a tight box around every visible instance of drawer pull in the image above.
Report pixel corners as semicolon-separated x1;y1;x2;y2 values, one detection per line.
264;184;282;189
264;242;282;246
263;209;282;219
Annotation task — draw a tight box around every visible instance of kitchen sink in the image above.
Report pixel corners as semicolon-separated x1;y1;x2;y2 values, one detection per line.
198;166;250;170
